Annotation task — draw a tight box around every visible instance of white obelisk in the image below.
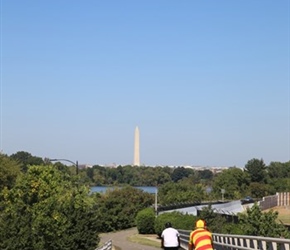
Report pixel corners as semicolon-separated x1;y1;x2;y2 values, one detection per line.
134;126;140;166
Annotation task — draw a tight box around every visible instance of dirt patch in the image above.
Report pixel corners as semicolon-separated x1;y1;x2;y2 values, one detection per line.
263;206;290;213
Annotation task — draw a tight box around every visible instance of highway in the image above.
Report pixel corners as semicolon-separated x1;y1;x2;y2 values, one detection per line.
159;200;255;215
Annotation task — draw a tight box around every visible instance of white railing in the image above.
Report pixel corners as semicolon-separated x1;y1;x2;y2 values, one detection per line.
95;240;112;250
178;230;290;250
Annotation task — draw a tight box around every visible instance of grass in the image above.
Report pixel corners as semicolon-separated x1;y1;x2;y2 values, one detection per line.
127;233;161;248
265;206;290;225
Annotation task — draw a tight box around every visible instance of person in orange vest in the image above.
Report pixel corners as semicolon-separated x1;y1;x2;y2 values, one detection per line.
188;219;213;250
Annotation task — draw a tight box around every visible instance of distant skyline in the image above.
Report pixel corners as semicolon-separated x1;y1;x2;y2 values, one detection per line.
0;1;289;167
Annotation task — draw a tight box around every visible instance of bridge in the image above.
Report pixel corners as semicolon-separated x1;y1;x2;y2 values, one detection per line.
178;230;290;250
98;231;290;250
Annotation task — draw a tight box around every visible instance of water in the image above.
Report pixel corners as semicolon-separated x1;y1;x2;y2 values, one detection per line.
90;186;157;194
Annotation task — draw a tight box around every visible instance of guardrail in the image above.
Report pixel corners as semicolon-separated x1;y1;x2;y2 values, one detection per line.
178;229;290;250
95;240;112;250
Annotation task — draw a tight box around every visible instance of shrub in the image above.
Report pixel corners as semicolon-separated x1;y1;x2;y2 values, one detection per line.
155;211;196;236
136;207;156;234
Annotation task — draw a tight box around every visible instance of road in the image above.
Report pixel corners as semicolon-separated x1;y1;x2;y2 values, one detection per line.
159;200;254;215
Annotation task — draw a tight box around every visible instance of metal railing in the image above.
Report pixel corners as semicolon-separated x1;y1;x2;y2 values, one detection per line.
95;240;112;250
178;229;290;250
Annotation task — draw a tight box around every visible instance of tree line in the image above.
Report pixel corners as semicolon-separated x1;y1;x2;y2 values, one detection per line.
0;151;289;249
6;151;290;201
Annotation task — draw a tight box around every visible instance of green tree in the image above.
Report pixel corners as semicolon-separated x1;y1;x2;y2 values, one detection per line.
10;151;44;172
238;203;290;238
171;167;190;182
267;161;290;179
0;165;100;250
249;182;273;198
244;158;267;183
0;153;21;189
199;170;214;180
155;211;196;236
268;178;290;192
266;161;290;192
197;205;228;233
158;182;204;205
212;168;250;199
95;186;154;232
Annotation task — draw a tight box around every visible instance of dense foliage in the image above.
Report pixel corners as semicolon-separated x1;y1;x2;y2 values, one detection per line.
0;153;22;189
95;186;154;232
1;151;290;246
81;158;290;201
154;211;196;236
153;204;290;238
158;182;205;204
10;151;45;172
0;165;100;250
136;207;156;234
238;203;290;238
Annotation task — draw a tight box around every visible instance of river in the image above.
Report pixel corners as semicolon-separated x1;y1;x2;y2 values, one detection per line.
90;186;157;194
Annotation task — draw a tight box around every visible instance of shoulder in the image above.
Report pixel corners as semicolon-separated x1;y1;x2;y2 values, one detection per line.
189;230;196;237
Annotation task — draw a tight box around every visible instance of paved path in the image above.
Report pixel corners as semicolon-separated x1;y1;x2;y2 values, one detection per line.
99;227;160;250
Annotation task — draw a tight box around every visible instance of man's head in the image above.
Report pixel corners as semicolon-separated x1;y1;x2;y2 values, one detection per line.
195;219;206;228
165;222;172;228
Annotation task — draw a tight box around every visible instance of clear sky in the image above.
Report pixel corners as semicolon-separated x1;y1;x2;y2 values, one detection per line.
0;1;289;167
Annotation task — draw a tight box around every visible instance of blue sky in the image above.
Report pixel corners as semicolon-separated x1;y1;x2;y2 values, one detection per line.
1;1;289;167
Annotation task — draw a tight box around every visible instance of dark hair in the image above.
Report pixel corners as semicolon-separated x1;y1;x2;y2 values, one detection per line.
165;222;172;228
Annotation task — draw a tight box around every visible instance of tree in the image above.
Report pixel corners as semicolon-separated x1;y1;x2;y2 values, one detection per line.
171;167;190;182
244;158;267;183
0;165;100;250
158;182;204;205
10;151;44;172
267;161;290;191
238;203;290;238
95;186;154;232
198;169;214;180
212;168;250;199
0;153;21;189
249;182;273;198
267;162;289;179
197;205;230;234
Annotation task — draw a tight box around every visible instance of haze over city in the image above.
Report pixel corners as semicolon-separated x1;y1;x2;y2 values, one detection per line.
0;1;289;168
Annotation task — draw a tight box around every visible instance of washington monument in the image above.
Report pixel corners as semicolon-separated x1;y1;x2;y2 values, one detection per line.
133;126;140;166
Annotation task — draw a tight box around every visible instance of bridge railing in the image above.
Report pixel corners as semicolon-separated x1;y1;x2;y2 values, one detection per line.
95;240;112;250
178;229;290;250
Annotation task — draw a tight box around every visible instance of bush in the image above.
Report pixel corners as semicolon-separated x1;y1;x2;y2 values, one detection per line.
95;186;154;232
136;207;156;234
155;211;196;237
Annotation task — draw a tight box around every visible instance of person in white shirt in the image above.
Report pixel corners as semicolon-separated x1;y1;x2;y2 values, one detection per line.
161;222;180;250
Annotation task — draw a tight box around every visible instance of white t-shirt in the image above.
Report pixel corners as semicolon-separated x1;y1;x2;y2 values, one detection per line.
161;227;180;247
